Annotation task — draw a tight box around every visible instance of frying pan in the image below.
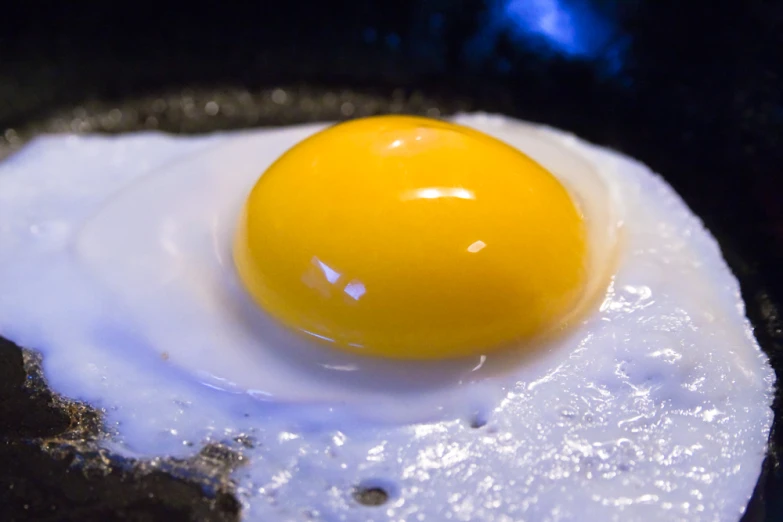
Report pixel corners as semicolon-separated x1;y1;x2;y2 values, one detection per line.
0;1;781;520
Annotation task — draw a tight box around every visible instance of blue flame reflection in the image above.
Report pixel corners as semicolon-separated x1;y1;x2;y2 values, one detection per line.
467;0;626;73
503;0;612;58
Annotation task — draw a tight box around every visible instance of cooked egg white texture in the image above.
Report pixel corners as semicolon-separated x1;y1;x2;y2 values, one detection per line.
0;114;773;521
234;116;596;359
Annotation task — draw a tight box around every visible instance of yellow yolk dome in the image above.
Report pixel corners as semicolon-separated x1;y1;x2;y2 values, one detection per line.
234;116;587;359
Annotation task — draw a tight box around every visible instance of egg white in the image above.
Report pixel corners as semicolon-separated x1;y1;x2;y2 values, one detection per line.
0;114;773;521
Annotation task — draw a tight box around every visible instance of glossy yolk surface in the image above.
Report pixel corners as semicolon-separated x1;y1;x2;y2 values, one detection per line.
234;116;587;359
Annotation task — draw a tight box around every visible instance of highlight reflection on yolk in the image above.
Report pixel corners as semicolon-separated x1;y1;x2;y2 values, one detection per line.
234;116;587;359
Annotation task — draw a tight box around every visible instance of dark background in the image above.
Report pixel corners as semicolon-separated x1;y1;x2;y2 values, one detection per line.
0;1;782;520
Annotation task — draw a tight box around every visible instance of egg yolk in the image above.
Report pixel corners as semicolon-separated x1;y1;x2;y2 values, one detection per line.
234;116;587;359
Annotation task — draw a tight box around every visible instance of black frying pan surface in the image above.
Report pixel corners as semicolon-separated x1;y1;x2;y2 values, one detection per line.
0;1;781;521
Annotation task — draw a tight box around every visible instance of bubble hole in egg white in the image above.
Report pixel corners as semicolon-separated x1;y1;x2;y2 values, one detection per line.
0;114;774;521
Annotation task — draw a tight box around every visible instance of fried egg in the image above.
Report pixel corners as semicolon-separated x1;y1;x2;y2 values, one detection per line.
0;114;773;521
